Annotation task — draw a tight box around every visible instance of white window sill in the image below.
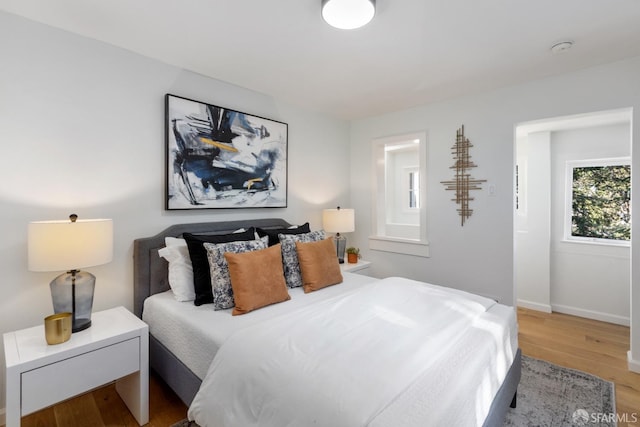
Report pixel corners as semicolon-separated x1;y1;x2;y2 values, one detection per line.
561;238;630;248
369;236;430;257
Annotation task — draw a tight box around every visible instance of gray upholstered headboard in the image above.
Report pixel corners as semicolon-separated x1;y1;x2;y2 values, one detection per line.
133;218;292;318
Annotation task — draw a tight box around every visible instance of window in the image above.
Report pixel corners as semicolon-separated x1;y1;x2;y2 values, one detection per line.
565;158;631;245
407;169;420;209
370;132;429;257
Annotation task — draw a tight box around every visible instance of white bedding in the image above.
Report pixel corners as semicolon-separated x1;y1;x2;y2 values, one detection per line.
142;272;376;379
187;276;518;427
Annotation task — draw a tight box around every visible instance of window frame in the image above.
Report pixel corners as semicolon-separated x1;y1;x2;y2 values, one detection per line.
564;157;631;247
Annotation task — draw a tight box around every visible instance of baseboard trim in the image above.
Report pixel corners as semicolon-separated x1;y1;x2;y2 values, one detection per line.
517;299;552;313
551;304;630;326
627;351;640;373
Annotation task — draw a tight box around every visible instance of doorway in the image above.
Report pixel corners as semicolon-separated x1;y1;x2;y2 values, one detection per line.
515;108;632;326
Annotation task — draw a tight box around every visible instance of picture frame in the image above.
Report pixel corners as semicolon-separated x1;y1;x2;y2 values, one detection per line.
165;94;288;210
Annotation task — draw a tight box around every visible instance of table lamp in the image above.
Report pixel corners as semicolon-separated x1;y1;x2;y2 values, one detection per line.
28;214;113;332
322;207;355;263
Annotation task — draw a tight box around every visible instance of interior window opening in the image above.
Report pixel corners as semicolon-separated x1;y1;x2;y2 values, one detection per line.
370;132;429;257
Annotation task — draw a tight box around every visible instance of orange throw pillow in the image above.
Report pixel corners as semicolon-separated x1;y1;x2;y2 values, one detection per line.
295;237;343;293
225;244;290;315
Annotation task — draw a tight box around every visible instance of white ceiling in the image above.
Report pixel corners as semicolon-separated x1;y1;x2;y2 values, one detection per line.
516;108;632;137
2;0;640;120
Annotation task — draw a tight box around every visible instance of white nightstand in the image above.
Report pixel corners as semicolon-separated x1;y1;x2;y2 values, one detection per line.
340;260;371;274
3;306;149;427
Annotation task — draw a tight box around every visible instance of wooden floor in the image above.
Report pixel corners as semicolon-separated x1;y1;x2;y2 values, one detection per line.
20;307;640;426
21;372;188;427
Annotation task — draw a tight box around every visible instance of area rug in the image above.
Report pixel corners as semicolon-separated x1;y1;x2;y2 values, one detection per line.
171;355;617;427
504;355;616;426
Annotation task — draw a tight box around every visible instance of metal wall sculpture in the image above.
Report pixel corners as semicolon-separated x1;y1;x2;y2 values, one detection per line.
165;94;287;210
441;125;486;226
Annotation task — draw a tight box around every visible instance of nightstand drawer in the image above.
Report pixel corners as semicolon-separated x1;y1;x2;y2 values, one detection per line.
21;336;140;415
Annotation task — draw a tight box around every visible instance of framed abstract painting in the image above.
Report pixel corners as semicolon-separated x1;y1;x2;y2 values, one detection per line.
165;94;288;209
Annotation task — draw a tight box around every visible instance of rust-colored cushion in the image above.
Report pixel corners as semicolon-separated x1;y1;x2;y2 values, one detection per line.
225;244;290;315
295;237;343;293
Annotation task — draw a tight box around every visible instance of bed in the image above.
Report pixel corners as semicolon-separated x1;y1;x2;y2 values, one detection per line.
133;218;521;427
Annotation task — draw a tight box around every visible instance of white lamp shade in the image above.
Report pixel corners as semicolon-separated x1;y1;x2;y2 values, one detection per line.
322;208;355;233
322;0;375;30
28;218;114;272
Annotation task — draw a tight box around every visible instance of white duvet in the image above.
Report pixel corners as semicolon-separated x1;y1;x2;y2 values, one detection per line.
188;277;517;427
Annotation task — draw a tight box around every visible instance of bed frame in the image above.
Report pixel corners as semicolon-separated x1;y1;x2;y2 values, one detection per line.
133;218;521;426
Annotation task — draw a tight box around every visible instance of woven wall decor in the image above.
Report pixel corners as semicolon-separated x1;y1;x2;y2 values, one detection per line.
441;125;486;226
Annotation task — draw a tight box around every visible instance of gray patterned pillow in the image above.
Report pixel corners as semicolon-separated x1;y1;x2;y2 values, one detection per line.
279;230;326;288
205;237;269;310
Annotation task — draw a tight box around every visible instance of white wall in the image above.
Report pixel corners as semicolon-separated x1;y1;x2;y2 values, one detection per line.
516;132;552;312
349;56;640;369
550;124;631;324
0;11;350;417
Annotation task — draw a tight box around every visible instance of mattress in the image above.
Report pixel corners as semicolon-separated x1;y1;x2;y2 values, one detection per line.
142;271;377;379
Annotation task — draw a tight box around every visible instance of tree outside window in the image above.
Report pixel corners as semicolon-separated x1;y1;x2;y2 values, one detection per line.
569;161;631;242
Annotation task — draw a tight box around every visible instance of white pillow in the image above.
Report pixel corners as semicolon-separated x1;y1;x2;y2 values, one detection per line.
158;237;195;302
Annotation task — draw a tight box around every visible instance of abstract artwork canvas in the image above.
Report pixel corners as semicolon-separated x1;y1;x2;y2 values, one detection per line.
165;94;288;209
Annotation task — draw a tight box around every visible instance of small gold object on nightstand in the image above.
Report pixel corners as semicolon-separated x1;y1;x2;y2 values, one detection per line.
44;312;72;345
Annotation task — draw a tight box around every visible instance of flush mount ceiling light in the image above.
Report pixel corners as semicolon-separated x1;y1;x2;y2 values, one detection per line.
322;0;376;30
